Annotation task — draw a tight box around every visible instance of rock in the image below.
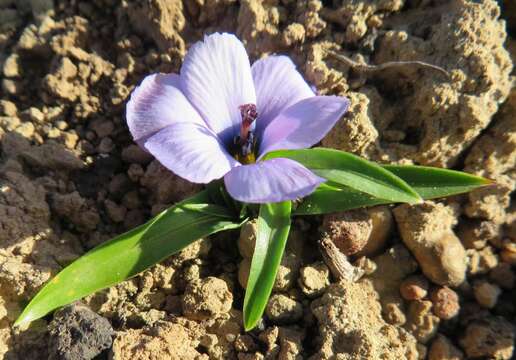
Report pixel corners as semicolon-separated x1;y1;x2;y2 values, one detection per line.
321;208;372;256
473;280;501;309
399;275;429;301
89;118;114;138
489;263;515;289
310;280;418;359
428;334;464;360
357;206;393;257
405;300;440;344
298;262;330;298
430;287;460;320
394;202;466;286
111;319;205;360
182;277;232;320
48;303;114;360
121;144;153;164
1;131;31;157
51;192;100;231
22;142;85;170
459;316;515;359
0;100;17;116
14;122;35;138
234;334;258;353
238;220;257;259
265;294;303;324
3;53;21;78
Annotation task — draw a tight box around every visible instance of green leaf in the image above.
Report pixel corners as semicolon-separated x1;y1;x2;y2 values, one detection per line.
15;191;243;327
296;166;492;215
243;201;292;331
382;164;493;199
295;182;390;215
265;148;422;204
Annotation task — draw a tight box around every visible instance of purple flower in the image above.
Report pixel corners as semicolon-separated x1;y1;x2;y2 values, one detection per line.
126;33;349;203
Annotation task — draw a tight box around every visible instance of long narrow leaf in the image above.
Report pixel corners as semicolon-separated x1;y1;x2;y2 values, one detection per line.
383;164;492;199
265;148;422;204
243;202;291;331
15;191;242;327
295;183;389;215
297;165;492;215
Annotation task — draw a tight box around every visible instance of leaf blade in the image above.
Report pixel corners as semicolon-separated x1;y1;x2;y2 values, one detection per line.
15;191;242;327
265;148;422;204
243;201;291;331
382;164;492;199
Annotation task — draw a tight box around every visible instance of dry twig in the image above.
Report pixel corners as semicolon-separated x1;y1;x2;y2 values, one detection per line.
319;236;364;282
327;50;450;79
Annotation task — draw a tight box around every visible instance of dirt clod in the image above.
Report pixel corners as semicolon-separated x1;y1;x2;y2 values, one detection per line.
48;303;114;360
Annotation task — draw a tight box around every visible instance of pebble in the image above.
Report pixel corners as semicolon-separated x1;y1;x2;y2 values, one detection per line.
298;262;330;298
430;286;460;320
473;280;501;309
265;294;303;324
48;303;114;360
428;334;464;360
400;275;429;301
459;316;515;359
182;277;232;320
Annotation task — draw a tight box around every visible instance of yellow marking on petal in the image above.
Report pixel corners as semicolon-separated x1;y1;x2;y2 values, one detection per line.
234;152;256;165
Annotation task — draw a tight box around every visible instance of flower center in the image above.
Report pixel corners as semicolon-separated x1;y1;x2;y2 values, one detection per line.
232;103;258;164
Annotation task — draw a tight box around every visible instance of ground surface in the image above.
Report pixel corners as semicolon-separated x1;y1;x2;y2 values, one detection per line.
0;0;515;359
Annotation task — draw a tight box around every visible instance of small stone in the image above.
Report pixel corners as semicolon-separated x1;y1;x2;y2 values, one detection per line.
21;107;45;123
500;248;516;265
182;277;232;320
238;258;251;288
406;300;440;343
121;144;153;164
0;100;17;116
430;287;460;320
428;334;464;360
63;131;79;149
56;120;68;130
14;122;35;138
90;119;114;138
97;137;114;153
459;316;515;359
489;263;515;289
265;294;303;324
127;163;144;181
298;262;330;298
258;326;279;350
3;53;21;77
48;303;114;360
234;334;258;353
473;280;501;309
22;143;84;170
238;220;257;259
322;208;372;256
394;203;466;287
357;205;393;257
104;199;127;223
400;275;429;301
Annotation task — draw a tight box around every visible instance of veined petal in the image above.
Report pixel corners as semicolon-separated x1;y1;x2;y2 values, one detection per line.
126;73;204;142
252;55;314;137
180;33;256;143
259;96;350;157
224;158;325;203
144;122;239;184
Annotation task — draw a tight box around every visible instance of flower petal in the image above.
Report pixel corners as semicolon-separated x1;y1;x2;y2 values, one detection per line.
259;96;350;157
224;158;325;203
144;122;239;184
126;73;205;142
252;55;314;137
180;33;256;143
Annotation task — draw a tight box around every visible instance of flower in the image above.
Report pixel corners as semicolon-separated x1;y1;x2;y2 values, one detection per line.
126;33;349;203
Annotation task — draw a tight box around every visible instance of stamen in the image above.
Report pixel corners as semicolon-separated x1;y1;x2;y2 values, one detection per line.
238;103;258;144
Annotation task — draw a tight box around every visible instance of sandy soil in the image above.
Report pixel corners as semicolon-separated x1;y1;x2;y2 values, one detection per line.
0;0;515;359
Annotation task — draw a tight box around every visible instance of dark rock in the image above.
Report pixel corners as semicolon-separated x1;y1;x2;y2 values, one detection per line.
48;303;114;360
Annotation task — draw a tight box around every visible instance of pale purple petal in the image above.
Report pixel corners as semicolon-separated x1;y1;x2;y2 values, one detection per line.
126;73;205;142
224;158;325;203
180;33;256;143
252;55;314;137
144;122;239;184
259;96;350;157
